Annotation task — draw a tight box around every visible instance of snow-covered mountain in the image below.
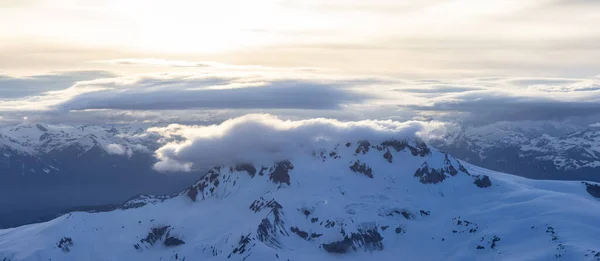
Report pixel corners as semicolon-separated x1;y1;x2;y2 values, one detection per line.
432;122;600;182
0;123;202;228
1;139;599;261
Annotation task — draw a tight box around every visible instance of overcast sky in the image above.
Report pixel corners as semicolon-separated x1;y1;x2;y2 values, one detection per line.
1;0;599;126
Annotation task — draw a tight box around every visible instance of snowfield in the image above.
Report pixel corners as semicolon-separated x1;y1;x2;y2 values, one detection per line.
1;140;599;261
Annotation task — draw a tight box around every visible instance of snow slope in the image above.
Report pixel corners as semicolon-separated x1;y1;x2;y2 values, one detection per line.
1;140;599;261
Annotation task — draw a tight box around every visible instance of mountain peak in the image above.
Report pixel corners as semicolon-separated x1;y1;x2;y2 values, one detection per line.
1;139;600;261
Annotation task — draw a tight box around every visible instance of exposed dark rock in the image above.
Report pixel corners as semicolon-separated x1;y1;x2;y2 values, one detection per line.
420;210;431;216
164;236;185;247
269;161;293;186
134;226;170;250
443;154;459;176
290;226;309;239
381;226;389;231
235;164;257;177
311;233;323;238
477;245;485;250
255;199;286;248
355;141;371;155
257;218;281;248
583;182;600;198
414;165;446;184
249;198;281;213
228;234;252;258
322;229;383;253
395;227;405;234
57;237;73;253
36;124;48;132
546;226;558;241
349;160;373;178
322;220;336;228
259;167;268;176
458;163;470;175
302;209;311;217
490;236;501;249
473;175;492;188
381;140;430;157
186;186;198;202
383;150;393;163
401;211;415;220
414;154;467;184
345;142;351;147
311;217;319;223
452;217;479;233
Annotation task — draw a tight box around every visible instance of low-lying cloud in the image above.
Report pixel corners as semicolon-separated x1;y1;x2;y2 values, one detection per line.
149;114;449;172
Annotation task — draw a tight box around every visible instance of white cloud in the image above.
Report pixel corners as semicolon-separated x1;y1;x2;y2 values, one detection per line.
149;114;449;172
591;123;600;127
105;143;132;157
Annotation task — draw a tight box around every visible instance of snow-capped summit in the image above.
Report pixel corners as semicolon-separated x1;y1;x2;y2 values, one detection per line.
1;139;599;261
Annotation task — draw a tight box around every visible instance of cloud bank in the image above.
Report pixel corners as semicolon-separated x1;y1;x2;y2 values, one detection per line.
2;67;600;127
0;71;116;100
55;79;368;111
149;114;449;172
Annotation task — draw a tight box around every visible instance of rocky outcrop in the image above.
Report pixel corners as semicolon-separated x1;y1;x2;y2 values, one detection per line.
583;182;600;198
57;237;73;253
414;153;468;184
255;199;287;248
322;229;383;253
383;150;393;163
134;226;170;250
269;161;293;186
473;175;492;188
355;141;371;155
164;236;185;247
350;160;373;178
234;164;257;177
381;140;430;157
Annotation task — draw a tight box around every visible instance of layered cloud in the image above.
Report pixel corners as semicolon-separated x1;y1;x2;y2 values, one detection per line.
149;114;449;172
54;79;369;111
1;66;600;127
391;76;600;124
0;71;116;99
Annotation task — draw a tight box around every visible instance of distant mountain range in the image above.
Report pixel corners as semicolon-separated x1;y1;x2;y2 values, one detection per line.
432;122;600;182
0;123;202;228
1;138;599;261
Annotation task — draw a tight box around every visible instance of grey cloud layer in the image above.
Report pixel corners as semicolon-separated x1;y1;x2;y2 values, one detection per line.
1;68;600;126
391;77;600;124
55;79;369;111
0;71;116;99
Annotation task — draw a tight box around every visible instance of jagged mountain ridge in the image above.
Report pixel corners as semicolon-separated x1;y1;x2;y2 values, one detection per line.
0;123;201;228
433;122;600;182
1;139;599;261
